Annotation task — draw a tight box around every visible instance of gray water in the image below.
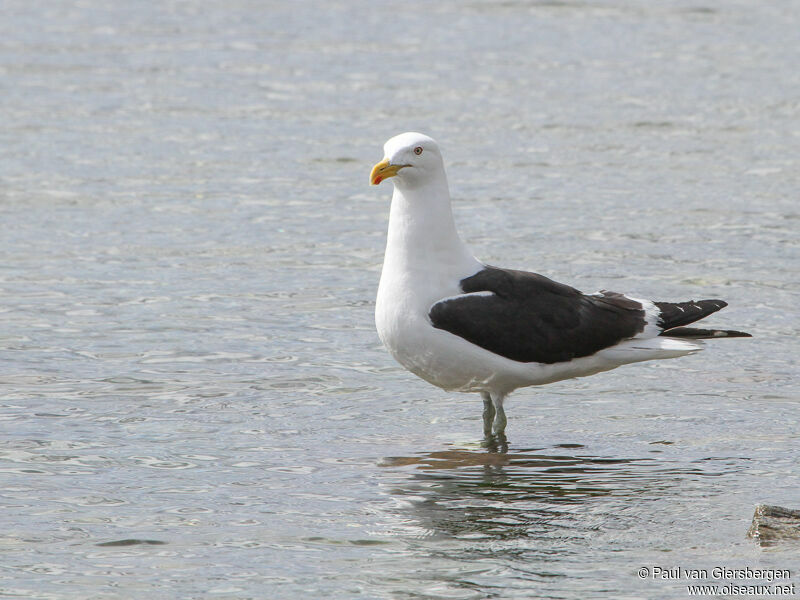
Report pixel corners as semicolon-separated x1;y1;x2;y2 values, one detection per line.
1;1;799;598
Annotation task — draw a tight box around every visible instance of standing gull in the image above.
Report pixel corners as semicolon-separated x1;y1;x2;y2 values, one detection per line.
370;132;750;440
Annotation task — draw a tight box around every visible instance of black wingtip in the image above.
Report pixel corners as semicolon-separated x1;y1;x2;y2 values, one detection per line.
655;298;731;330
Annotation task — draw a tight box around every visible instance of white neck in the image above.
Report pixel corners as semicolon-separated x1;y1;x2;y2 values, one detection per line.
382;169;478;278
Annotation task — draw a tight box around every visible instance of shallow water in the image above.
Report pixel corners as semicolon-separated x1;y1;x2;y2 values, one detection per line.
1;1;799;598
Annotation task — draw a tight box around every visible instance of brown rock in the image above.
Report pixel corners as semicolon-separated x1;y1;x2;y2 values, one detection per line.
748;504;800;546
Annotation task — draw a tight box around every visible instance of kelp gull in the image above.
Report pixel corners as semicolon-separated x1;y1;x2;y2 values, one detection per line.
370;132;750;440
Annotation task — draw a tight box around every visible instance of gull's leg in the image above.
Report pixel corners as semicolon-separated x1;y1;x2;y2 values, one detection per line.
481;392;495;438
491;392;507;438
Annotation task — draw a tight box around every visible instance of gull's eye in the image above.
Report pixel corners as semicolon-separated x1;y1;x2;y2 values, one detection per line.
414;146;423;155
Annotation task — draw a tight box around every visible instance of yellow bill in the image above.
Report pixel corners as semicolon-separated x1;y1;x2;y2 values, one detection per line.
370;159;405;185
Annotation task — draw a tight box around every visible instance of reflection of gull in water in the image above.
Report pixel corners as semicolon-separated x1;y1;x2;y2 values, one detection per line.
373;445;749;599
379;444;744;543
382;446;652;507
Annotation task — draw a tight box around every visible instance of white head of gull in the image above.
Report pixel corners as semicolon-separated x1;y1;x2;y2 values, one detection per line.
370;132;750;444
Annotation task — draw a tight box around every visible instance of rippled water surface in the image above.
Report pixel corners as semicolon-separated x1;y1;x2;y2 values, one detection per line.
2;1;799;598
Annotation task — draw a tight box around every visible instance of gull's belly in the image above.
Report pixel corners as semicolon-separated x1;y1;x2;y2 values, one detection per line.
376;297;537;393
377;312;492;391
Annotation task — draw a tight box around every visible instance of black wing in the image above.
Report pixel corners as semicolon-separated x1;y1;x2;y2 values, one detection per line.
429;266;646;364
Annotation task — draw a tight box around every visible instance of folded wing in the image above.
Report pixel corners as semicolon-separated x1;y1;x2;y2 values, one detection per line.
429;266;648;364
